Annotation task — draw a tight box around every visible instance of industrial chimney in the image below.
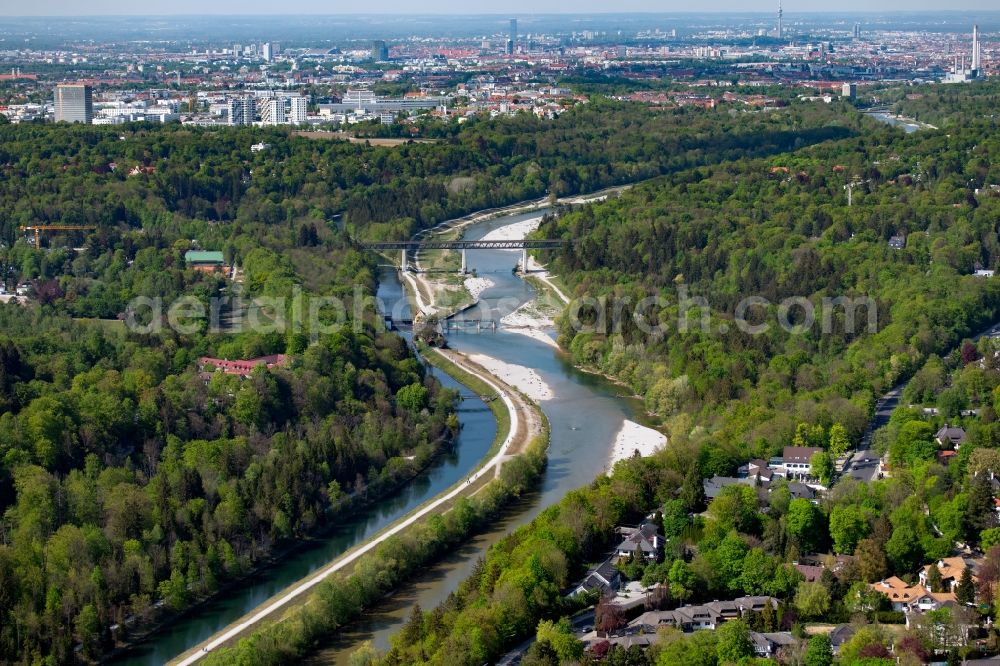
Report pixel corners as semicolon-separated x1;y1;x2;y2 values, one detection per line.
972;24;981;73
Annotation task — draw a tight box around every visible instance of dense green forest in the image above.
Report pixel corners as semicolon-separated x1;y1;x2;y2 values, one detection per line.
6;80;1000;665
0;95;864;664
368;82;1000;666
0;97;852;260
541;96;1000;471
0;285;457;663
880;82;1000;128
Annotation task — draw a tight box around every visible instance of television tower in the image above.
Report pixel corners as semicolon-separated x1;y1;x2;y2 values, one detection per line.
972;24;981;73
777;0;784;39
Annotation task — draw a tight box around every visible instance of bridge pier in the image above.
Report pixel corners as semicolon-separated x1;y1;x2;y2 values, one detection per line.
400;248;408;272
521;248;528;273
460;248;467;274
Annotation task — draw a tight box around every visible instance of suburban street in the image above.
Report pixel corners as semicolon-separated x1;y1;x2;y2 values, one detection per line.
842;384;903;482
843;320;1000;484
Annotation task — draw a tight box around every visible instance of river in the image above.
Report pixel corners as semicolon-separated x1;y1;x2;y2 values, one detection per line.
305;208;653;664
865;111;930;134
120;206;650;665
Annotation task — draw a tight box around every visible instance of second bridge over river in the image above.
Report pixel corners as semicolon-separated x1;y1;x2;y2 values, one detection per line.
359;239;566;273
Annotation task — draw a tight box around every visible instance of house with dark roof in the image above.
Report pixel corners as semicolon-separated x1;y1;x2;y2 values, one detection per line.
749;631;797;658
739;459;775;483
788;482;818;501
573;559;622;597
616;521;663;561
777;447;824;480
794;563;824;583
627;596;778;634
703;475;757;499
935;425;967;449
829;625;856;654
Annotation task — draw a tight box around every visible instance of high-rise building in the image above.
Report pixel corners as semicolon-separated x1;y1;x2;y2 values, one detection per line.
507;18;517;55
853;23;861;40
260;98;284;125
289;96;308;124
371;40;389;61
54;84;93;124
262;42;273;62
842;83;857;100
227;97;256;126
233;43;242;57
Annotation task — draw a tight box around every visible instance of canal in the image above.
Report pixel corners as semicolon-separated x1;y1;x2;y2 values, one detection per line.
121;206;650;665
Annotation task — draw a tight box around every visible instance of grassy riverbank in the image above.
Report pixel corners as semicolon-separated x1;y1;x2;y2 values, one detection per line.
419;344;512;455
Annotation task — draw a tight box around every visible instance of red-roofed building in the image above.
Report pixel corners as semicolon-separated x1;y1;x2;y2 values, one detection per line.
198;354;288;379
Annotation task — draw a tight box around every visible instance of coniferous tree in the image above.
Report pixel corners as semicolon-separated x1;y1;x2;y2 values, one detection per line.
956;568;976;604
967;473;999;543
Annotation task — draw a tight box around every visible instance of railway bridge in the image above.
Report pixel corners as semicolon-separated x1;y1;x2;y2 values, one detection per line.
359;239;566;273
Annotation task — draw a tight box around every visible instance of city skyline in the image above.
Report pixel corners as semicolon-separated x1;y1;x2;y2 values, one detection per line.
6;2;1000;16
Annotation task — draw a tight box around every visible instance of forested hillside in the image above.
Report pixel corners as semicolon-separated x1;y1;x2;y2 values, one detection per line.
541;103;1000;470
375;83;1000;666
0;97;853;248
0;282;455;664
0;96;860;663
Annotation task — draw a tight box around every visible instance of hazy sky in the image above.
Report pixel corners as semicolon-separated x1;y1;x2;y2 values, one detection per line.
5;1;999;15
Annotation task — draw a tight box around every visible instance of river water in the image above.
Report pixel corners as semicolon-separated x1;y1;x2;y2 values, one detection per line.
305;209;652;664
866;111;925;134
121;207;650;665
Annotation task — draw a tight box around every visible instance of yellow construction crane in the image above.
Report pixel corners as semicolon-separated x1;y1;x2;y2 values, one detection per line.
18;225;97;249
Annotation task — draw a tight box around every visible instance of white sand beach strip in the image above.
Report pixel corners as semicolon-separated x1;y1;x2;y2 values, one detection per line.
478;216;544;244
609;420;668;467
506;326;559;349
500;304;558;348
464;276;495;301
467;353;553;402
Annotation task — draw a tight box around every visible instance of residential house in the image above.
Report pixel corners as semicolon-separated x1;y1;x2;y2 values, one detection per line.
794;563;824;583
616;521;664;561
703;475;757;500
935;425;967;449
184;250;227;273
907;590;957;615
779;446;824;479
870;576;927;612
573;559;622;597
739;459;775;484
749;631;797;658
586;634;656;652
829;625;856;655
873;561;973;626
788;482;818;501
627;596;778;634
919;557;970;592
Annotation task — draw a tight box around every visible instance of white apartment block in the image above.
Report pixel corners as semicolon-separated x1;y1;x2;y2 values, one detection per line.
289;96;308;124
260;98;285;125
